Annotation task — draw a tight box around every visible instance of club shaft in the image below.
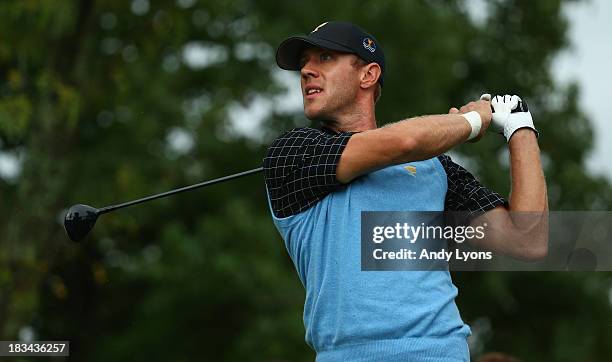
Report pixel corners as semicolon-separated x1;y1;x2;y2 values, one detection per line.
98;166;263;214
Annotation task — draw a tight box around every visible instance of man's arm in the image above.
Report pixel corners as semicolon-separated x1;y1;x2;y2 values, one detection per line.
336;101;491;183
469;103;548;261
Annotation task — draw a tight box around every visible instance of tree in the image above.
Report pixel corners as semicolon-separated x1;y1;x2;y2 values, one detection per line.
1;0;610;361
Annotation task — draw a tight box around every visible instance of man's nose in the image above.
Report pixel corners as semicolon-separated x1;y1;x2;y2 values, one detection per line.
301;62;319;80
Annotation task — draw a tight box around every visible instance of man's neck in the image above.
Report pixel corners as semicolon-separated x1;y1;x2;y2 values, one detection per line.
324;122;375;133
323;107;377;133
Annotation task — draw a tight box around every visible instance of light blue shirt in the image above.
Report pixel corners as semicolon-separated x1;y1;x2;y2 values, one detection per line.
268;158;471;361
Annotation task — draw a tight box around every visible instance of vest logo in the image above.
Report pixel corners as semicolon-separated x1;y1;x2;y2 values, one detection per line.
311;22;328;33
363;37;376;53
404;165;417;176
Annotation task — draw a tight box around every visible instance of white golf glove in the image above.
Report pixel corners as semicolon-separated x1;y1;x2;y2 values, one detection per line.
480;93;538;142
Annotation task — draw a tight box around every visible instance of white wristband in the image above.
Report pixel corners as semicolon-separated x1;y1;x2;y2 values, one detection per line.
461;111;482;141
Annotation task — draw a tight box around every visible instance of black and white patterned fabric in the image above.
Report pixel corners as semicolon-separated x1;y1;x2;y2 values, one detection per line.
263;127;507;218
437;154;508;216
263;127;354;218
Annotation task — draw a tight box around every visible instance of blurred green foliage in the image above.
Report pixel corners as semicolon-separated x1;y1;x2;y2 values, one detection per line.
1;0;611;361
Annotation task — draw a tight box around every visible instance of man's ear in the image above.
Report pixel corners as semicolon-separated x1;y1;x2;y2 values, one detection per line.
360;63;381;90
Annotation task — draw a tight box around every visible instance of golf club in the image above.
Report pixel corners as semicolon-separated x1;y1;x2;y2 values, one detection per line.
64;166;263;242
64;95;507;243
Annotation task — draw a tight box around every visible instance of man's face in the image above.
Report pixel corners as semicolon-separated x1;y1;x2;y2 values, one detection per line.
299;47;361;121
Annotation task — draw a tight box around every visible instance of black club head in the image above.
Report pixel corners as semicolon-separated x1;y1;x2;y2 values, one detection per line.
64;204;100;242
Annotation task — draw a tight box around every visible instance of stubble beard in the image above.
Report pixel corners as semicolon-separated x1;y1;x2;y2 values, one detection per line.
304;80;358;123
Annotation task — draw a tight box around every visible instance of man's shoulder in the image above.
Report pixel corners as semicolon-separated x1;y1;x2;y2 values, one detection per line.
435;154;467;174
436;153;452;165
269;126;349;145
265;127;317;160
265;126;350;158
262;126;352;218
273;127;322;140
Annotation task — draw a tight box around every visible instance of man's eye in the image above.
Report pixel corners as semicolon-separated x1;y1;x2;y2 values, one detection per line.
320;53;333;61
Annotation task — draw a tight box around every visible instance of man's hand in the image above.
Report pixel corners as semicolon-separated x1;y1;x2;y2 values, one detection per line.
449;99;493;142
483;94;538;142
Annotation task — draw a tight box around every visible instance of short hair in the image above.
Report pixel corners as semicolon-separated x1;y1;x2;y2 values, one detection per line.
351;56;382;103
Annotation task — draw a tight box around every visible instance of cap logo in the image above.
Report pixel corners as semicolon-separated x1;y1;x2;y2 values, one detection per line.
311;22;328;33
363;37;376;53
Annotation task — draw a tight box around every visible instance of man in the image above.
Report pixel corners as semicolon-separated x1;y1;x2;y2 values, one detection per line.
263;21;547;361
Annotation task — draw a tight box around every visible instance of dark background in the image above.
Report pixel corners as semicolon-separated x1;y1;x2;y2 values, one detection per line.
1;0;611;361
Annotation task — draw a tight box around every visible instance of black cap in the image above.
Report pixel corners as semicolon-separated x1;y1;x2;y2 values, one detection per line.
276;21;385;86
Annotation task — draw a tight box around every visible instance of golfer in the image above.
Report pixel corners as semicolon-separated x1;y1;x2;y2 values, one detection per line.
263;21;547;361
